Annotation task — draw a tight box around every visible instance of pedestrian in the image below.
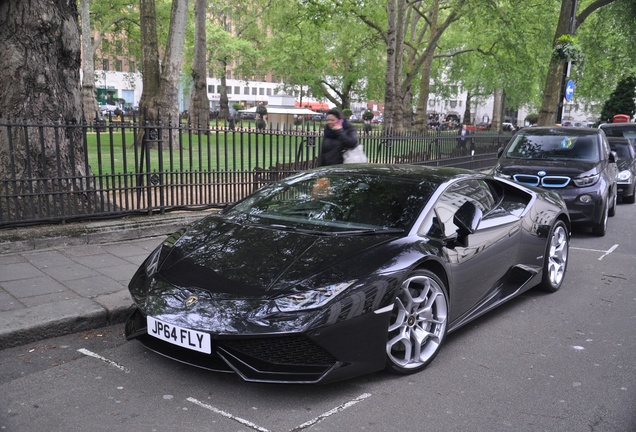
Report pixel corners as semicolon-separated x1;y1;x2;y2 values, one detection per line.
318;108;358;166
456;124;467;150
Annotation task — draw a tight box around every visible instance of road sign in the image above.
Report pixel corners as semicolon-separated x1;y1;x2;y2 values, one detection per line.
565;80;575;101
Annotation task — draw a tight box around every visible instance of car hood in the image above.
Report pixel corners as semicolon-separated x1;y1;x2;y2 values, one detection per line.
157;218;397;298
496;157;599;176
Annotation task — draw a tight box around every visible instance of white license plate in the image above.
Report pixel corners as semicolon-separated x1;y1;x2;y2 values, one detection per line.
147;316;212;354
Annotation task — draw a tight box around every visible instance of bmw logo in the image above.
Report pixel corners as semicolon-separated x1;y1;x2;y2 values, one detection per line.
185;295;198;307
537;171;547;177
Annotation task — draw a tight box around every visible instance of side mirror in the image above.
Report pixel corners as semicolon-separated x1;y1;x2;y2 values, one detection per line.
609;151;617;163
454;201;482;237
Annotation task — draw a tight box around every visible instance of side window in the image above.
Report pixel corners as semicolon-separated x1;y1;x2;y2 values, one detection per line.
419;179;496;238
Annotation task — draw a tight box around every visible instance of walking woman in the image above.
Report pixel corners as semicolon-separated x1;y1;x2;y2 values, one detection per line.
318;108;358;166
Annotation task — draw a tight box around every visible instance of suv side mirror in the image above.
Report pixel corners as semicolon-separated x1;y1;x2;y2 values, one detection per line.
609;151;617;163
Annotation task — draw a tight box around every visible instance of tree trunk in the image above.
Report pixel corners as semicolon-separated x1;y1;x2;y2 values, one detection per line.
0;0;100;221
159;0;188;139
218;61;230;121
189;0;210;128
538;0;576;126
79;0;99;122
492;88;503;131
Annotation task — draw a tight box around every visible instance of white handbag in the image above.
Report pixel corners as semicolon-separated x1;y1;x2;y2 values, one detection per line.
343;145;368;164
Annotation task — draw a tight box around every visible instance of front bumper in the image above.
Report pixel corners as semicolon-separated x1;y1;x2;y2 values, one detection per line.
125;305;390;384
553;187;605;225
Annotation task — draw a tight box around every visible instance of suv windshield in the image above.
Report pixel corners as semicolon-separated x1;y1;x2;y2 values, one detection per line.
505;133;600;161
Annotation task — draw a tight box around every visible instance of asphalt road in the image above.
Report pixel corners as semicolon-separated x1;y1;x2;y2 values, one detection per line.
1;204;635;432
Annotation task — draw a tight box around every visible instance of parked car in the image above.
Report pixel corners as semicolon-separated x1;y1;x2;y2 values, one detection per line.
493;127;618;236
599;122;636;148
607;137;636;204
125;164;570;384
502;122;517;132
98;103;119;115
476;121;490;131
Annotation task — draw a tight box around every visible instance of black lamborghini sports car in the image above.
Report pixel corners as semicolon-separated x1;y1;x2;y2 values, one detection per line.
125;164;571;384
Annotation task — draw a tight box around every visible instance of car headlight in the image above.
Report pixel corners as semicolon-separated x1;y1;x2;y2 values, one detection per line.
618;170;632;182
274;280;356;312
144;246;163;277
572;174;599;187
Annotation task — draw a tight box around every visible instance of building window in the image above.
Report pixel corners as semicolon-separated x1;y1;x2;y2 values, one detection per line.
244;86;249;94
208;85;214;93
227;86;232;94
252;88;257;95
234;86;240;94
226;70;231;80
115;60;122;72
259;88;264;95
450;100;457;108
102;59;109;71
266;88;272;96
428;100;436;107
128;61;136;72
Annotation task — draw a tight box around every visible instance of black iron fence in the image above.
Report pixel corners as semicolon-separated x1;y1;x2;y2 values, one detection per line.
0;115;511;227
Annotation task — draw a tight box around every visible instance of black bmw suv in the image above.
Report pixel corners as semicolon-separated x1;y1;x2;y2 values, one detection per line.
493;127;618;236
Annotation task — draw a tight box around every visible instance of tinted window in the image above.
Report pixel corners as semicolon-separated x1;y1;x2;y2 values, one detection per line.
419;179;497;238
225;173;437;231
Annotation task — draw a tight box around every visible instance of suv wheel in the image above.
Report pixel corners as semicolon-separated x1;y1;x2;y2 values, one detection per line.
592;198;608;236
608;187;617;217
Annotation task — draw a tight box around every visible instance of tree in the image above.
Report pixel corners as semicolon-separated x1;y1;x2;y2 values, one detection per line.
138;0;188;146
0;0;98;219
599;76;636;122
537;0;623;126
188;0;210;127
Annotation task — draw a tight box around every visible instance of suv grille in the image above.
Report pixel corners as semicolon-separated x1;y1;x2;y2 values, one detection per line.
513;174;570;188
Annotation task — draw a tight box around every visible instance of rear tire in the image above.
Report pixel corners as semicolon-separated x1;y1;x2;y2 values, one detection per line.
385;270;448;374
537;220;569;293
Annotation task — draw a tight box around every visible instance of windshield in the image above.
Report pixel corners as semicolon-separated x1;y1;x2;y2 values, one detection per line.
600;126;636;146
224;172;436;233
609;142;633;159
505;134;600;161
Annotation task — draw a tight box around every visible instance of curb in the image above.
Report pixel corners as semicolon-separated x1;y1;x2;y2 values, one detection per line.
0;296;133;350
0;210;216;254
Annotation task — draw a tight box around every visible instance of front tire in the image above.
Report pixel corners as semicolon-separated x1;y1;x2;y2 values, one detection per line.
608;187;617;217
386;270;448;374
537;220;569;293
591;198;608;236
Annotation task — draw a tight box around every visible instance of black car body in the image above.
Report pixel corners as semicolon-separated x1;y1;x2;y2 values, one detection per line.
599;122;636;147
493;127;618;236
125;165;570;384
607;137;636;203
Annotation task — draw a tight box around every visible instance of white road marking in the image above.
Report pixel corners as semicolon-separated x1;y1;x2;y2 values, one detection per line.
187;397;271;432
77;348;130;373
571;244;618;260
186;392;372;432
288;393;372;431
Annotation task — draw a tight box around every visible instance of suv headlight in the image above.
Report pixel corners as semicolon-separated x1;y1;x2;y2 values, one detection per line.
572;174;600;187
618;170;632;182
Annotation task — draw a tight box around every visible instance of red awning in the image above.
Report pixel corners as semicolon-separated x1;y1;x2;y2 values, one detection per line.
295;101;330;111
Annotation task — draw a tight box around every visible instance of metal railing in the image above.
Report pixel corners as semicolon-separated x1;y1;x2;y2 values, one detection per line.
0;114;509;227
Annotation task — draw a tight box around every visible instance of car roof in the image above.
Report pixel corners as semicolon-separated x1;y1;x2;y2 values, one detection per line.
307;164;481;186
599;123;636;130
518;126;600;136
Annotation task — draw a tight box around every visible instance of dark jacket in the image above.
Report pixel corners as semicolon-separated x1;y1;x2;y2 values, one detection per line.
318;121;358;166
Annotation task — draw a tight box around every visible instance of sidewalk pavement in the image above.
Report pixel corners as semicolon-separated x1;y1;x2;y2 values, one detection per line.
0;210;215;350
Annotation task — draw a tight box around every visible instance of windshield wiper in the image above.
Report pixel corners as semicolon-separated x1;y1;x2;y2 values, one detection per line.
327;228;405;236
